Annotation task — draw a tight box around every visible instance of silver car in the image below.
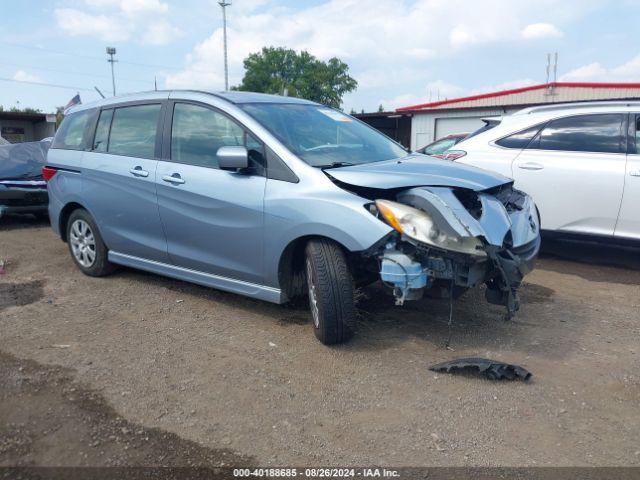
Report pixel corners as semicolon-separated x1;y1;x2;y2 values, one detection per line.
45;90;540;344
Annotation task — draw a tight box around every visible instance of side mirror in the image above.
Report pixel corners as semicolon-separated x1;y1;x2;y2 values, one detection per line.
217;146;248;171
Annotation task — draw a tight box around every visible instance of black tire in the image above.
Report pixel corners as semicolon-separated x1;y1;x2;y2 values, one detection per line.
66;209;115;277
305;239;356;345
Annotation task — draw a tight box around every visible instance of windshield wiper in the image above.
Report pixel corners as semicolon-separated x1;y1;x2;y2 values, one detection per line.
316;161;356;169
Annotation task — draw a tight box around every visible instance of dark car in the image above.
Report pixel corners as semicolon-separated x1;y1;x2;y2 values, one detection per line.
416;133;468;157
0;138;51;219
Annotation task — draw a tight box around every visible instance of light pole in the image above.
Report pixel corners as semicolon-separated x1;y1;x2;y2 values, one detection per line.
218;0;231;90
106;47;117;96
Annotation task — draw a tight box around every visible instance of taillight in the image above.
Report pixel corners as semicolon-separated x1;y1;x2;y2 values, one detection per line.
442;150;467;161
42;166;58;182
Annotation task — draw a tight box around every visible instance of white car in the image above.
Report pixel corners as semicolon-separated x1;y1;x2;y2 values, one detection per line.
449;102;639;241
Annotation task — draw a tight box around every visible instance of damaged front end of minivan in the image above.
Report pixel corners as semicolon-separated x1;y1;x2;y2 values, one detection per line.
368;184;539;317
327;159;541;318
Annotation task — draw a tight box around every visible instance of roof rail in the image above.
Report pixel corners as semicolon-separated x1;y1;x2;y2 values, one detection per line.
513;100;640;116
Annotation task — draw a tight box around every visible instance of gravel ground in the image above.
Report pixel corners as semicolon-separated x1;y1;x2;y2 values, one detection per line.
1;215;639;467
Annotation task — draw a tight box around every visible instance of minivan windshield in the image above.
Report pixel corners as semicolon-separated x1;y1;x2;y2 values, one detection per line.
239;103;407;167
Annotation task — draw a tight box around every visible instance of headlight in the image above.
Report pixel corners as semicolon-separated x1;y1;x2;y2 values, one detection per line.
375;199;485;257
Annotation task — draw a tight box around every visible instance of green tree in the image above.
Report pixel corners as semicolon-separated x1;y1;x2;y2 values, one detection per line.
234;47;357;109
0;105;42;114
378;104;385;112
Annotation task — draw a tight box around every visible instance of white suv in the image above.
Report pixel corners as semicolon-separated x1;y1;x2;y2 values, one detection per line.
450;102;640;241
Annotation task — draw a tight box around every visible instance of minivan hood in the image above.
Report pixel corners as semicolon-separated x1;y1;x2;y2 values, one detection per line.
324;154;511;191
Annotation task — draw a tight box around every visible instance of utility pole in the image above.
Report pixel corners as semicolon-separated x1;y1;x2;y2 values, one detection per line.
106;47;117;96
218;1;231;90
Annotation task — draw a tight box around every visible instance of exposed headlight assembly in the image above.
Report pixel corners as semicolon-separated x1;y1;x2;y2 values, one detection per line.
375;199;486;257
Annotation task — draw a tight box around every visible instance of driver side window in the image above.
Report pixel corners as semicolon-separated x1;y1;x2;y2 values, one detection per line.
171;103;248;169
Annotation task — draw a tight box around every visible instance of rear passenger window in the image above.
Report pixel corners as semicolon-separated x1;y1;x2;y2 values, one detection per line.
108;104;161;158
170;103;245;169
52;109;92;150
495;124;543;149
535;114;624;154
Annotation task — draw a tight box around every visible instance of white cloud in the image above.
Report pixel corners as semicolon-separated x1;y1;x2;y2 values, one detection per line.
521;23;564;40
13;70;42;83
611;54;640;78
560;54;640;82
560;62;607;81
55;0;177;44
380;78;538;110
55;8;131;42
85;0;168;14
142;20;183;45
472;79;538;94
167;0;581;95
119;0;169;15
449;26;477;48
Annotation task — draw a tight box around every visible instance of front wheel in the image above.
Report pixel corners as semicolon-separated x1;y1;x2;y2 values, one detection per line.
305;239;356;345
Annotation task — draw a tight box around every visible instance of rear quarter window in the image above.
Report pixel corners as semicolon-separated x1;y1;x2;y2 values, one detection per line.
495;124;544;149
51;109;93;150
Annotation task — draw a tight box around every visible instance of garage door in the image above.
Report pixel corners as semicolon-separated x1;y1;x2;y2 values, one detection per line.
434;117;486;140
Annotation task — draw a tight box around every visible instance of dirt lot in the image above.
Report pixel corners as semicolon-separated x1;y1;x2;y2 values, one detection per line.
1;215;640;467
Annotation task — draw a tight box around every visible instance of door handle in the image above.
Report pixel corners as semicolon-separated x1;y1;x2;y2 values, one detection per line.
517;162;544;171
630;170;640;177
162;173;185;185
129;166;149;177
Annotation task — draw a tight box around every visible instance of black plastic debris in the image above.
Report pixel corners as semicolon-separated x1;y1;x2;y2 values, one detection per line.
429;357;532;381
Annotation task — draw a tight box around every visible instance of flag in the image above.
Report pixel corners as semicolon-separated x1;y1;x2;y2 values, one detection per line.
64;93;81;113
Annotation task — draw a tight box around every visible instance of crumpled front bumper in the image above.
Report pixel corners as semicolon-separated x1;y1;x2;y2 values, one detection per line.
484;234;540;314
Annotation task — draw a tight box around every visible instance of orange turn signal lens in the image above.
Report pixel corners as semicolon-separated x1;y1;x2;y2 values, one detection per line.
375;200;403;233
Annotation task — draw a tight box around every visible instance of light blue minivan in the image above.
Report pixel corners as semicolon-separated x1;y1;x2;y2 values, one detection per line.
45;90;540;344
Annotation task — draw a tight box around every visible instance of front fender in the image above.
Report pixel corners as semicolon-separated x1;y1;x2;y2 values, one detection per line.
263;184;392;288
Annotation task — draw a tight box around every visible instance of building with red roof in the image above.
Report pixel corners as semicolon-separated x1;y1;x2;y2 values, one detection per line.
395;82;640;150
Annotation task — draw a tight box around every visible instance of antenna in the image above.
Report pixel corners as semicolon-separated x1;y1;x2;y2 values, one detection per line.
94;86;106;99
545;53;551;84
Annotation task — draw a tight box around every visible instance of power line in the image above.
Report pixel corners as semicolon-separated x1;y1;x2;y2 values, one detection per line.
0;41;221;75
0;60;152;85
0;76;99;92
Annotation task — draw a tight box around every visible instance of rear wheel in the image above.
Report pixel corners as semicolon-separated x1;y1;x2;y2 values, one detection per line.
305;239;356;345
66;209;115;277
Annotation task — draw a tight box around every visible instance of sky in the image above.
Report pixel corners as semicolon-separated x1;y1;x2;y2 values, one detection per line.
1;0;640;113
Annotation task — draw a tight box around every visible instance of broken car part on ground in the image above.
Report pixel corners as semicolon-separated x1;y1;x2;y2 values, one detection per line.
429;357;533;381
